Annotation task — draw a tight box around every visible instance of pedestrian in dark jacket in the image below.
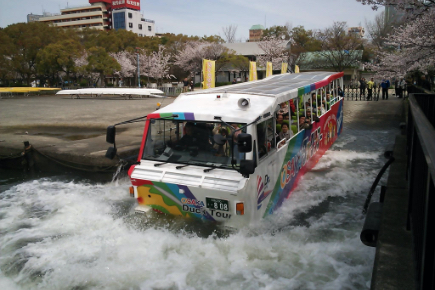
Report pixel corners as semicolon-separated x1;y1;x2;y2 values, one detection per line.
381;79;390;100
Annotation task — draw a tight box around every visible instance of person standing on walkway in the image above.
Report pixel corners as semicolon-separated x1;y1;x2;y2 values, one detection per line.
398;79;406;98
359;77;366;100
367;78;374;101
381;79;390;100
183;78;189;92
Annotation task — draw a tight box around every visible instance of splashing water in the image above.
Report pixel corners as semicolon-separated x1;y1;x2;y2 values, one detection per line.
111;159;128;183
0;125;398;290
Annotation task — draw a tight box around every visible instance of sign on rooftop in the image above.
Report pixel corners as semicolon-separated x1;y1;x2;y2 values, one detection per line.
112;0;140;10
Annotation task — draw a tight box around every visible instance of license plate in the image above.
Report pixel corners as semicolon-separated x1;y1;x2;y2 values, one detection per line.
206;197;229;212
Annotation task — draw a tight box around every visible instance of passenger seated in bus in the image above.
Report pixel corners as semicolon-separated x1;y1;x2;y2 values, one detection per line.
337;86;344;97
231;124;244;163
278;102;289;115
283;112;290;120
305;108;320;123
276;113;284;126
289;99;296;115
279;123;293;141
299;115;312;130
213;128;229;157
311;93;318;108
319;103;327;115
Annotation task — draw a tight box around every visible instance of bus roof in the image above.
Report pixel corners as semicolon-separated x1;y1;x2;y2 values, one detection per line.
188;71;343;98
155;71;343;123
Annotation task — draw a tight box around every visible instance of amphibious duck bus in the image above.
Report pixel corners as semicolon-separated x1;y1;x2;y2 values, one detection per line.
106;72;344;228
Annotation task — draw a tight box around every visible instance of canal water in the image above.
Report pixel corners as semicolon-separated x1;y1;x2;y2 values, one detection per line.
0;107;400;290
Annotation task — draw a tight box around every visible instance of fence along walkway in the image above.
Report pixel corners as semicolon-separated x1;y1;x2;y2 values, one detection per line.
343;84;408;101
406;93;435;290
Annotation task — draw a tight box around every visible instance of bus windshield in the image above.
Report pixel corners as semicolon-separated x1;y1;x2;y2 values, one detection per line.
142;119;247;170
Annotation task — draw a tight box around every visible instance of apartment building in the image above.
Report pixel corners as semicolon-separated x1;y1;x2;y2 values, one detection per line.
34;0;155;36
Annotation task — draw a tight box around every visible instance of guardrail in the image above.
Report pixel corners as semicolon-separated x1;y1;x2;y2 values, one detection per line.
150;86;182;96
343;85;409;101
406;93;435;290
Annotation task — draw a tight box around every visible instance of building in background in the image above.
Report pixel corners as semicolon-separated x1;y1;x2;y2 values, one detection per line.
37;0;112;31
32;0;154;36
27;13;46;23
249;24;264;42
112;0;154;36
347;26;365;38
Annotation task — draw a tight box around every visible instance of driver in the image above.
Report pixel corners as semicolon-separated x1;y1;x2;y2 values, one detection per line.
178;122;197;148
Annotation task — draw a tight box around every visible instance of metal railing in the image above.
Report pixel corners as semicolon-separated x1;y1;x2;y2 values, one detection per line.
343;85;409;101
154;86;182;96
406;93;435;290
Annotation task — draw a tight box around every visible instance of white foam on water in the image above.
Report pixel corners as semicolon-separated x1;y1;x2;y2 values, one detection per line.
0;134;386;290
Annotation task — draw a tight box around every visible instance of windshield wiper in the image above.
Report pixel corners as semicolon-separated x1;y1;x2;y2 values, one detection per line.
154;161;169;167
176;164;190;169
203;164;224;172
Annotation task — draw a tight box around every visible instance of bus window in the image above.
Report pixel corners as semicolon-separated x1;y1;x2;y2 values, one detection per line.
256;118;275;161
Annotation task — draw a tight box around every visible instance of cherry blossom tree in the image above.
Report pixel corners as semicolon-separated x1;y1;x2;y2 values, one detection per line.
174;41;231;75
110;51;135;78
365;9;435;79
175;41;210;75
73;51;99;85
256;36;290;70
357;0;434;84
357;0;434;17
147;45;171;85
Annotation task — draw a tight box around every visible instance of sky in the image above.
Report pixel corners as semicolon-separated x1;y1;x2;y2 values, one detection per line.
0;0;384;40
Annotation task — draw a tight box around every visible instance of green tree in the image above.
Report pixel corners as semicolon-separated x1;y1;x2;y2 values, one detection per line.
262;24;292;40
36;39;83;86
0;29;14;85
202;35;225;44
227;54;250;78
3;22;62;84
291;26;322;66
86;47;121;86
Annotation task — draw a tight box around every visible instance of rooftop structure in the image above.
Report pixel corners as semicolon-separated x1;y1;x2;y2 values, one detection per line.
249;24;265;42
223;41;290;58
348;26;365;38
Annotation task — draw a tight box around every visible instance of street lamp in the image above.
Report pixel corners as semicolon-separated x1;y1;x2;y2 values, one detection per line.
136;47;141;88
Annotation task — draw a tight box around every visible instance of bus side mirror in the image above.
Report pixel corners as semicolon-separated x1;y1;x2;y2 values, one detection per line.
237;133;252;152
105;146;117;160
240;160;256;176
106;126;116;144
